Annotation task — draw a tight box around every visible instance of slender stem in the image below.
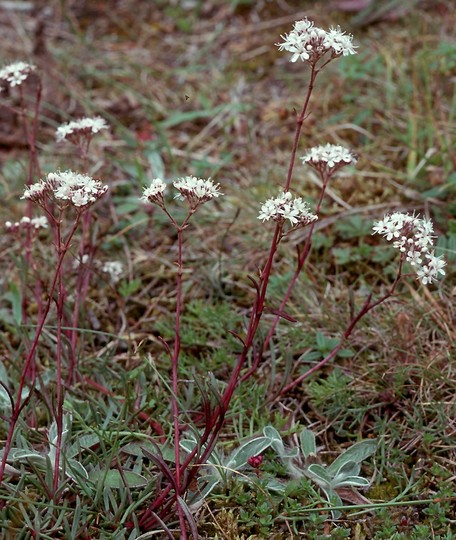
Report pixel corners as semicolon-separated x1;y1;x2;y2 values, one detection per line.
0;214;81;487
68;140;91;384
53;211;65;497
141;62;321;531
178;223;283;484
284;63;318;192
261;170;330;354
170;211;192;539
172;229;183;485
278;262;404;396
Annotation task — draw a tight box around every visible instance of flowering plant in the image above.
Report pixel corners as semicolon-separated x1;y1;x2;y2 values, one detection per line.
0;13;450;540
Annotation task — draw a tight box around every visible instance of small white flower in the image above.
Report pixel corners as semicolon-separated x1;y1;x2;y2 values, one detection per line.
277;19;356;64
324;27;357;56
173;176;223;206
56;116;108;142
101;260;123;283
0;61;35;87
23;171;108;209
301;144;357;175
416;255;445;285
21;181;48;203
406;249;422;266
258;191;317;227
373;212;446;286
140;178;167;206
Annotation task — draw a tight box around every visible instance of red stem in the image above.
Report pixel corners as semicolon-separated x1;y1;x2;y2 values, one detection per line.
284;63;318;192
0;214;80;487
278;261;404;395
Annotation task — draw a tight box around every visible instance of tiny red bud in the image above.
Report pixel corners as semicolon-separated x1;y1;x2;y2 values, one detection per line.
247;455;263;468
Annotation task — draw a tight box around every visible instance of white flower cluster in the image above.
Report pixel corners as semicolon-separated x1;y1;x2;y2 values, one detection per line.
173;176;223;206
140;176;223;208
372;212;446;285
140;178;167;206
277;19;357;64
301;144;357;175
101;260;123;283
258;191;318;227
56;117;108;143
0;61;35;87
5;216;48;231
21;170;108;209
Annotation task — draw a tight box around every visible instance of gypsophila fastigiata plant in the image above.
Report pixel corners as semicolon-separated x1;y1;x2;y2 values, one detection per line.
0;107;109;500
0;13;450;540
0;168;108;495
129;17;447;537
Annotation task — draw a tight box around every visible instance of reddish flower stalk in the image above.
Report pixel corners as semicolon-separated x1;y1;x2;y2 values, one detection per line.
0;215;81;488
68;138;93;384
277;260;405;396
17;80;44;380
139;63;322;534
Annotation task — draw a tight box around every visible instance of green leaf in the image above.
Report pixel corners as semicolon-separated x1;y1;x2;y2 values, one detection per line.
327;439;377;475
335;475;370;488
333;460;361;481
90;469;147;489
13;450;47;467
263;425;284;455
226;436;272;470
306;464;332;486
300;428;317;458
0;361;11;410
67;459;89;482
118;279;142;298
315;332;327;350
145;148;165;179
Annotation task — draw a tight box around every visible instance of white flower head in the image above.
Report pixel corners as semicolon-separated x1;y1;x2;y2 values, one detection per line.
0;61;35;87
277;19;357;64
23;171;108;209
101;260;123;283
48;170;108;208
173;176;223;207
301;144;357;175
258;191;317;228
21;181;49;203
56;116;108;143
325;26;357;56
373;212;446;285
6;215;48;232
140;178;167;207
